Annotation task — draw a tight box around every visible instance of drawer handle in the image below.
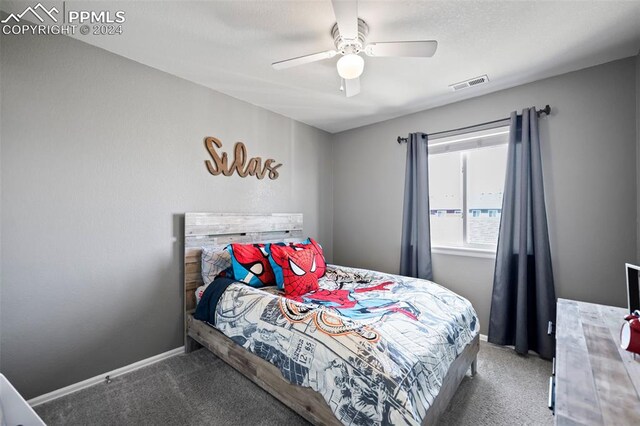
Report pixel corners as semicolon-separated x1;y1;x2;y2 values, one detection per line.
548;376;555;413
548;321;554;336
552;357;556;376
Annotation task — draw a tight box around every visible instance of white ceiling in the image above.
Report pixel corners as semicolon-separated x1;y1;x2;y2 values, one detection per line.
3;1;640;133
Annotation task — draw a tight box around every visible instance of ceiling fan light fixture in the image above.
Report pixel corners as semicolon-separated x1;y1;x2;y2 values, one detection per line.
336;54;364;79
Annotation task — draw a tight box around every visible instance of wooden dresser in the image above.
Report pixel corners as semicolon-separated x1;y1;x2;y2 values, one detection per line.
552;298;640;424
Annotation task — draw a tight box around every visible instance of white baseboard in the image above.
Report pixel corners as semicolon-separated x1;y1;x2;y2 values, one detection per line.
479;334;545;357
27;346;184;407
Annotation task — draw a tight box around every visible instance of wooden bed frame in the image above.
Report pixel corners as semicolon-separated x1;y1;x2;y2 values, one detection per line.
184;212;479;425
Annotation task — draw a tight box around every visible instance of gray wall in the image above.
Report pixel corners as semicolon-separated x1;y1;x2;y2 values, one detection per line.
333;58;638;335
0;32;333;398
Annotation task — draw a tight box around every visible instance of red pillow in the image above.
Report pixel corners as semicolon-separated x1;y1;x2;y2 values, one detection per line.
290;238;326;278
271;248;319;298
228;243;275;287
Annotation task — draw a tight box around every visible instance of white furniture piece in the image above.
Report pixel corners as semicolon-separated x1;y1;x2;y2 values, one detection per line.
0;374;46;426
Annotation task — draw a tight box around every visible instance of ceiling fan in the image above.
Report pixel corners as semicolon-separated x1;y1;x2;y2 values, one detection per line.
271;0;438;98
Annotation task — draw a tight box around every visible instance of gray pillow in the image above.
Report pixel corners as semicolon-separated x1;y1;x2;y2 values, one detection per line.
201;246;232;285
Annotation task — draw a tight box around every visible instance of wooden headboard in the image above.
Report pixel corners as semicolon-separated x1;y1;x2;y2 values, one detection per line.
184;213;303;316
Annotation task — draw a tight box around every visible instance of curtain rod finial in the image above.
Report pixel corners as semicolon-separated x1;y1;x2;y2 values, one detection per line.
538;105;551;117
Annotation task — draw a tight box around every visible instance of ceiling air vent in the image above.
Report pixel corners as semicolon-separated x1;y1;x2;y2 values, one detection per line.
449;75;489;91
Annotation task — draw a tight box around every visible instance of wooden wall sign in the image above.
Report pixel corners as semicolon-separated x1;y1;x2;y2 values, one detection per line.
204;137;282;180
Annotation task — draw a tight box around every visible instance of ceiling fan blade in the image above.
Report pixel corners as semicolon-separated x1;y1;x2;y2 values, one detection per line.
364;41;438;58
272;50;337;70
345;77;360;97
331;0;358;40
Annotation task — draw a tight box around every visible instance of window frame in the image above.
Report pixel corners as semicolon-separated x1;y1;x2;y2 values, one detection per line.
428;125;510;257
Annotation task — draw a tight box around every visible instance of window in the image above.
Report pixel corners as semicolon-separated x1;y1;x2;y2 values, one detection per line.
428;126;509;253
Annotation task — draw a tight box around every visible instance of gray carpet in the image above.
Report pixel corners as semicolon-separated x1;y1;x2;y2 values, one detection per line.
35;341;553;425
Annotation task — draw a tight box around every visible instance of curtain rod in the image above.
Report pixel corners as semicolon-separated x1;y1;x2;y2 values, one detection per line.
396;104;551;144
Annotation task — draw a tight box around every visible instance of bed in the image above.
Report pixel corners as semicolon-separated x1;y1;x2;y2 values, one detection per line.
184;213;479;425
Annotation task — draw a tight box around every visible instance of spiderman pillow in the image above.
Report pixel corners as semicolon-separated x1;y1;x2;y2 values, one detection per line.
270;248;319;298
227;243;275;287
269;238;326;288
291;238;326;278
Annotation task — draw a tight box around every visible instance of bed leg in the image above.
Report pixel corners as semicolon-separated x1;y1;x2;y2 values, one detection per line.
185;335;202;353
470;358;478;377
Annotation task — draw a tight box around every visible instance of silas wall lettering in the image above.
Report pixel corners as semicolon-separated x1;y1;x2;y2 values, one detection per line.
204;137;282;180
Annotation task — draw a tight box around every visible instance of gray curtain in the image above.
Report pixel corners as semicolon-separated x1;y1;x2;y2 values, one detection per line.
488;108;556;360
399;132;433;280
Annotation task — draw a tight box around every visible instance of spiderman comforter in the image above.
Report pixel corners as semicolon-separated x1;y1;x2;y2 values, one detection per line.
194;265;479;426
